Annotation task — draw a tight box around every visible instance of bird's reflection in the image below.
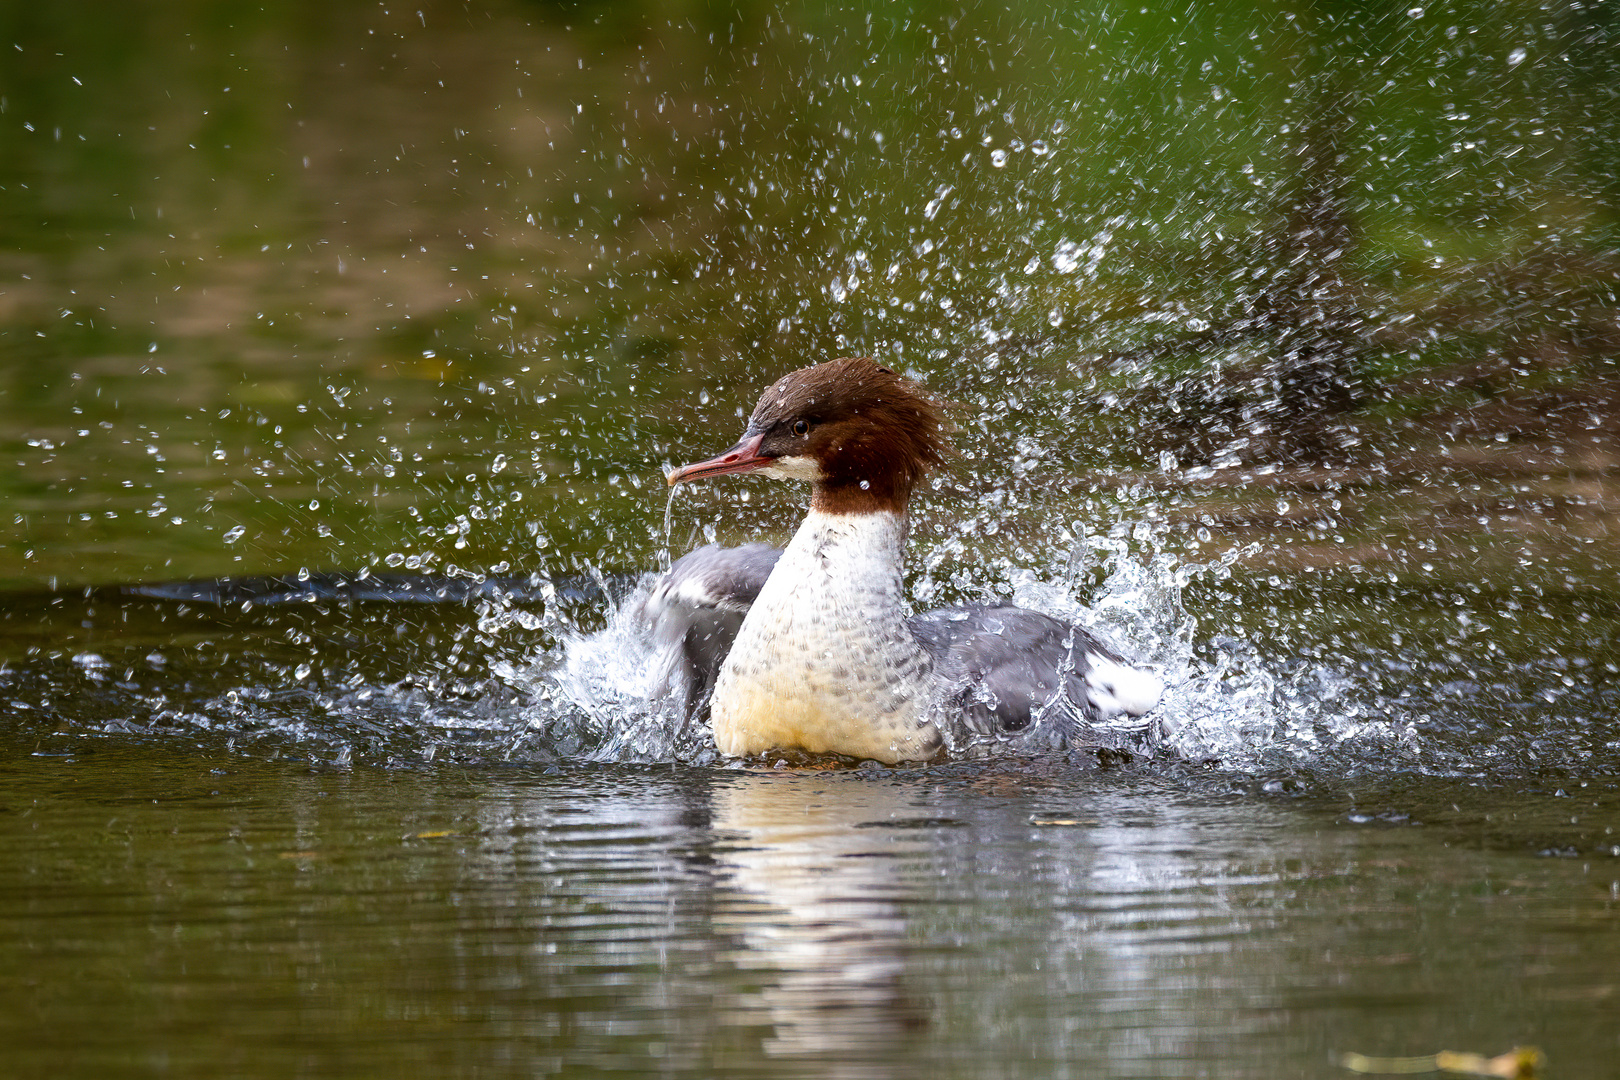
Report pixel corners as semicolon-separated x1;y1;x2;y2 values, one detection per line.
711;771;931;1070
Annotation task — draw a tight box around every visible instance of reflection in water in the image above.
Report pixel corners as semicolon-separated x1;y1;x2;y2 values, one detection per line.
7;758;1616;1078
447;767;941;1074
713;774;928;1067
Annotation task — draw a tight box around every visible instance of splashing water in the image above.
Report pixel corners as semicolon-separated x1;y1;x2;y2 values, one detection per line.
509;528;1356;770
528;579;720;765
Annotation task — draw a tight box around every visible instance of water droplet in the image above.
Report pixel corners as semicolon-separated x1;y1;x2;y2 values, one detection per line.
491;453;508;475
1030;139;1049;156
1052;240;1082;273
859;479;870;490
989;148;1008;168
829;275;847;302
223;526;246;544
1507;46;1526;67
1406;5;1423;16
385;552;405;567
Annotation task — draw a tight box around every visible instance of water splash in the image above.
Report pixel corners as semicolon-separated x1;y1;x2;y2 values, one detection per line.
518;531;1320;769
518;571;720;765
495;511;1601;776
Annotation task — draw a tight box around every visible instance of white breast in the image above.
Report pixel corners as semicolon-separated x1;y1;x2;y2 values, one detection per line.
710;509;938;762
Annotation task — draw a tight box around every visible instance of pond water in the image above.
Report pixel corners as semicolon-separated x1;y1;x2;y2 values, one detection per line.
4;752;1618;1079
2;1;1618;1076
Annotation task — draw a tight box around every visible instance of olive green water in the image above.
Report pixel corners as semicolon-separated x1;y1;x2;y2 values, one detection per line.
3;1;1619;1076
5;753;1619;1079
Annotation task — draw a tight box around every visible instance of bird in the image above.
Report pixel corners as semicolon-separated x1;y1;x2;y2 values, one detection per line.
633;355;1163;763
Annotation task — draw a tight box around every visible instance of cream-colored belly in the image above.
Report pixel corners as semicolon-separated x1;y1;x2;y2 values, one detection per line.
712;673;935;763
708;510;938;763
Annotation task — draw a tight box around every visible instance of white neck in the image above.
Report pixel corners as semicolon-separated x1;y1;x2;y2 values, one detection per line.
709;508;938;762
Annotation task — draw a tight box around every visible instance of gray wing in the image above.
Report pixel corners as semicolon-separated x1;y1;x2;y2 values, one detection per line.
632;543;781;717
909;604;1162;747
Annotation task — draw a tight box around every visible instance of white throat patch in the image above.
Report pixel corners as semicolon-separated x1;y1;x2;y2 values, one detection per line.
757;454;824;482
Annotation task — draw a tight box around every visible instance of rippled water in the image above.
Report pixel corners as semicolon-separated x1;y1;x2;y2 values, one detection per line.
4;752;1618;1079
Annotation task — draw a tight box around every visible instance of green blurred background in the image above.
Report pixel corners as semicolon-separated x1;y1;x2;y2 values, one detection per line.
2;0;1616;589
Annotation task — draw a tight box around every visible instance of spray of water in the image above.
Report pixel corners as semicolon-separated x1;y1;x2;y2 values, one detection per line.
512;523;1349;770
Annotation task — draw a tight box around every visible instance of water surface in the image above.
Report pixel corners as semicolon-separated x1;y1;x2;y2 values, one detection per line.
5;750;1619;1079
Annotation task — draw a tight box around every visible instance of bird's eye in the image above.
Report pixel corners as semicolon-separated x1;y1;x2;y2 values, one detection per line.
792;419;809;436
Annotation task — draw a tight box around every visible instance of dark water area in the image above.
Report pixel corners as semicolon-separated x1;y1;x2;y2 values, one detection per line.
3;0;1619;1075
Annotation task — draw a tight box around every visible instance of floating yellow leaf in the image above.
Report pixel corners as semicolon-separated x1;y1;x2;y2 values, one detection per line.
1341;1046;1543;1079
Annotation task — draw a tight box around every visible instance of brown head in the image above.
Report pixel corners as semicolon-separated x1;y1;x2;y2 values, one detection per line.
666;356;948;514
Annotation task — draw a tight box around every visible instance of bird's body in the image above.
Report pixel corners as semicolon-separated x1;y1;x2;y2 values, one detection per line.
641;356;1162;763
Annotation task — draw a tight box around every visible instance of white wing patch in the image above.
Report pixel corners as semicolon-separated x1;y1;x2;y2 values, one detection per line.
1084;653;1164;718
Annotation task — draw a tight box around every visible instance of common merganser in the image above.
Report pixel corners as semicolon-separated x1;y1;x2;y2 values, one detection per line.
639;356;1163;763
